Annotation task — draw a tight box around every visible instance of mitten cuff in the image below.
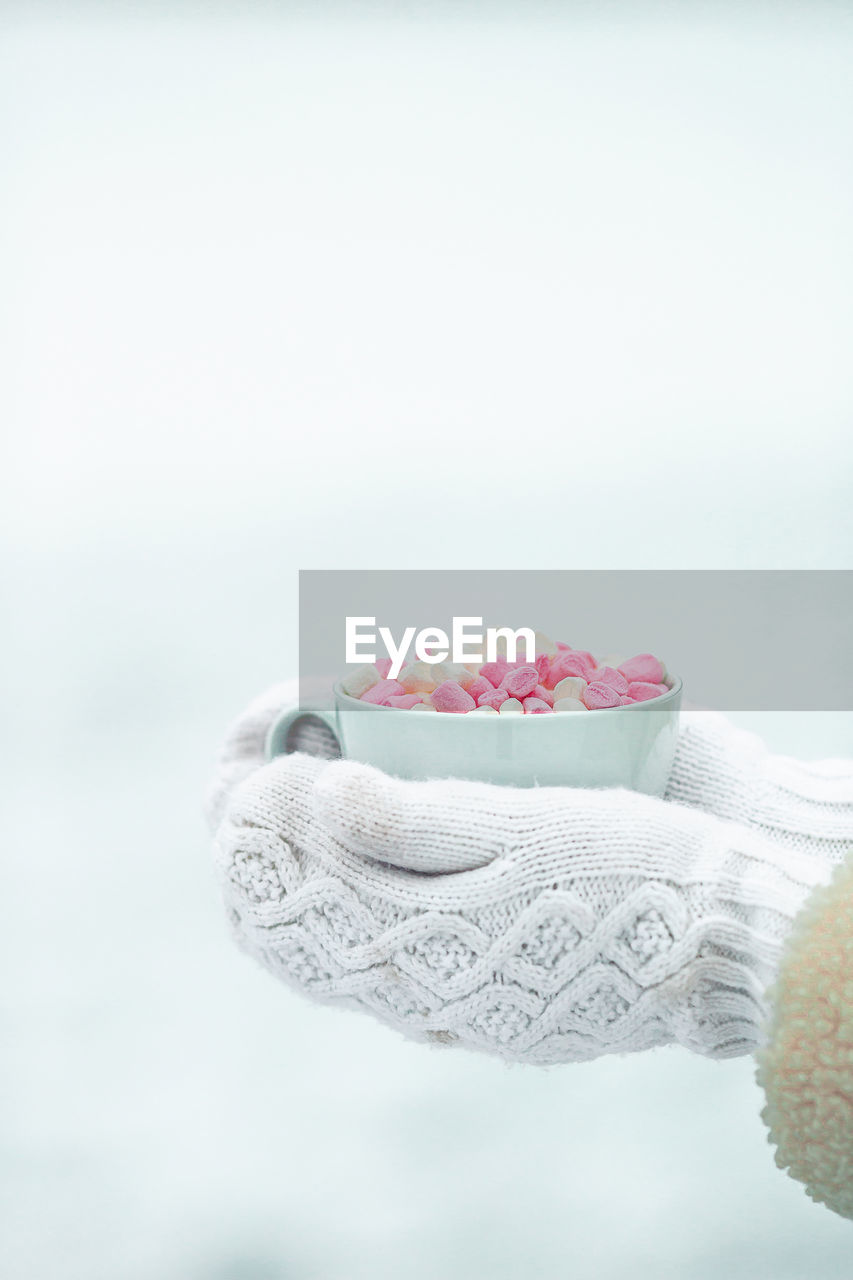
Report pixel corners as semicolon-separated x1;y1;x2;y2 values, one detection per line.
667;711;853;864
204;681;299;834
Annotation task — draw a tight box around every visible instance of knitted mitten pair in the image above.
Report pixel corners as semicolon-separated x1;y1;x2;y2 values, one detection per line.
206;683;853;1218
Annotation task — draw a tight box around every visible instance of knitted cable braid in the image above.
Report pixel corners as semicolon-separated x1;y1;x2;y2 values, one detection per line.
207;684;853;1218
205;684;851;1067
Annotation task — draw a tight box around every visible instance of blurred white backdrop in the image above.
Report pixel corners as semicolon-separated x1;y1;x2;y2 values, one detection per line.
3;3;853;1278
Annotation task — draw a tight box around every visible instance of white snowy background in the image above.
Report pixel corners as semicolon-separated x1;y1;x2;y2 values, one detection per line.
3;3;853;1277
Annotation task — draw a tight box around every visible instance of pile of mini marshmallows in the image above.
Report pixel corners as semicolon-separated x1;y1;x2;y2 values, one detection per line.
341;639;669;715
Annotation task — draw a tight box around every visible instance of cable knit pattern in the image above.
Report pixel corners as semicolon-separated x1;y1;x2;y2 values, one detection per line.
206;687;852;1066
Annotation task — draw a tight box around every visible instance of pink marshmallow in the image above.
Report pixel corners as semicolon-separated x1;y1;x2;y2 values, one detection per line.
591;666;629;695
534;653;552;684
358;641;669;715
627;682;663;703
466;675;495;702
582;681;622;710
480;659;511;687
478;687;509;709
385;694;424;709
431;680;476;714
361;679;405;704
618;653;665;685
545;651;596;688
500;665;539;698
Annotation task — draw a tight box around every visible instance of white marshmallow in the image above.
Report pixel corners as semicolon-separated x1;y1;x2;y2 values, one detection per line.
598;654;627;670
554;697;588;713
341;664;381;697
534;630;558;656
499;698;524;715
398;661;439;693
552;676;588;702
410;702;437;712
467;704;499;716
431;661;476;688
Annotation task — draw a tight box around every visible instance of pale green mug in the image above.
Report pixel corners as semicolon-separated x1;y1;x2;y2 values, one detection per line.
265;675;683;794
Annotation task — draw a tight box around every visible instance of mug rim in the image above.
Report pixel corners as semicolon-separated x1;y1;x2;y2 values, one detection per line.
332;673;682;718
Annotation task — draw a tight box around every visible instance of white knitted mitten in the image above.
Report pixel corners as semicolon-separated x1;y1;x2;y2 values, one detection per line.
667;710;853;866
206;685;852;1066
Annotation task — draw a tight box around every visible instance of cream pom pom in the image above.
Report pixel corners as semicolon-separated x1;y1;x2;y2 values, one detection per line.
756;854;853;1220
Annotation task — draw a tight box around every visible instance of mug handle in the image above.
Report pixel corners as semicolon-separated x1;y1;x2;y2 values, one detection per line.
264;704;341;762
